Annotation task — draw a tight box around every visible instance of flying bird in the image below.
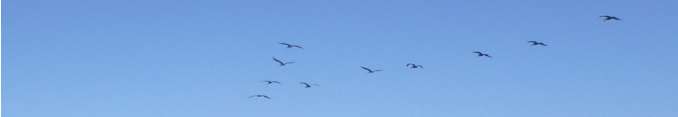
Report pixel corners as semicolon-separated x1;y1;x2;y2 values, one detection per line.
361;66;382;73
273;57;294;66
300;82;319;88
279;43;303;49
406;63;424;69
527;41;547;46
261;80;281;84
249;95;271;99
473;51;492;58
600;15;621;21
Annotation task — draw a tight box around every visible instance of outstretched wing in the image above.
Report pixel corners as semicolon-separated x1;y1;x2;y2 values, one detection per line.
311;84;319;86
418;65;424;69
611;17;621;20
272;81;281;84
406;63;414;66
600;15;610;18
473;51;482;54
527;41;537;44
361;66;372;71
284;62;295;64
273;57;283;64
485;55;492;58
373;70;382;72
292;45;304;49
261;80;270;82
279;43;291;46
262;96;271;99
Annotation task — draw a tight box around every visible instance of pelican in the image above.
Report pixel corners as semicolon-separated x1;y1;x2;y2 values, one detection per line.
273;57;294;66
249;95;271;99
600;15;621;21
406;63;424;69
361;66;382;73
527;41;547;46
473;51;492;58
279;43;303;49
261;80;281;84
300;82;319;88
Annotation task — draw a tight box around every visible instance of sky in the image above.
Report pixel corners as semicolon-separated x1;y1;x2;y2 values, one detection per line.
3;0;678;117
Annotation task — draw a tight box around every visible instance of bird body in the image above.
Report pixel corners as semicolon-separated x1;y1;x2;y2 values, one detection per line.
249;95;271;99
527;41;547;46
273;57;294;66
279;43;304;49
600;15;621;21
473;51;492;58
300;82;319;88
406;63;424;69
361;66;382;73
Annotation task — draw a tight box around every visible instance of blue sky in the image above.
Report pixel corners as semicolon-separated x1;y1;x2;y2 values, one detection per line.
3;0;678;116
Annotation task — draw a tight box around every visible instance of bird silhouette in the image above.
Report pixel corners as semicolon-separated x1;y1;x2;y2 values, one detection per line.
279;43;303;49
249;95;271;99
300;82;319;88
273;57;294;66
600;15;621;21
406;63;424;69
261;80;281;84
473;51;492;58
361;66;382;73
527;41;547;46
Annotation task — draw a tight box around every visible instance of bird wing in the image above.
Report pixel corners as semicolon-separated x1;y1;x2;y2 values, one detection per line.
486;55;492;58
273;57;283;64
361;66;372;71
284;62;295;64
406;63;414;66
473;51;482;54
292;45;304;49
600;15;610;18
263;96;270;99
272;81;281;84
612;17;620;20
311;84;319;86
527;41;537;43
261;80;270;82
279;43;290;46
418;65;424;69
373;70;382;72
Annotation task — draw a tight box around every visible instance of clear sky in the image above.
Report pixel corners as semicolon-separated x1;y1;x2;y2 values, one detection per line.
4;0;678;117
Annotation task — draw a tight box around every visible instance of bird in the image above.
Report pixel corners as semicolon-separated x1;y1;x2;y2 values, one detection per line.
300;82;319;88
273;57;294;66
406;63;424;69
249;95;271;99
261;80;281;84
278;43;303;49
600;15;621;21
473;51;492;58
527;41;547;46
361;66;382;73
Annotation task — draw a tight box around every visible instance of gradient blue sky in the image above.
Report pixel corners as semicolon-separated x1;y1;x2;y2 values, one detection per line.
4;0;678;117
